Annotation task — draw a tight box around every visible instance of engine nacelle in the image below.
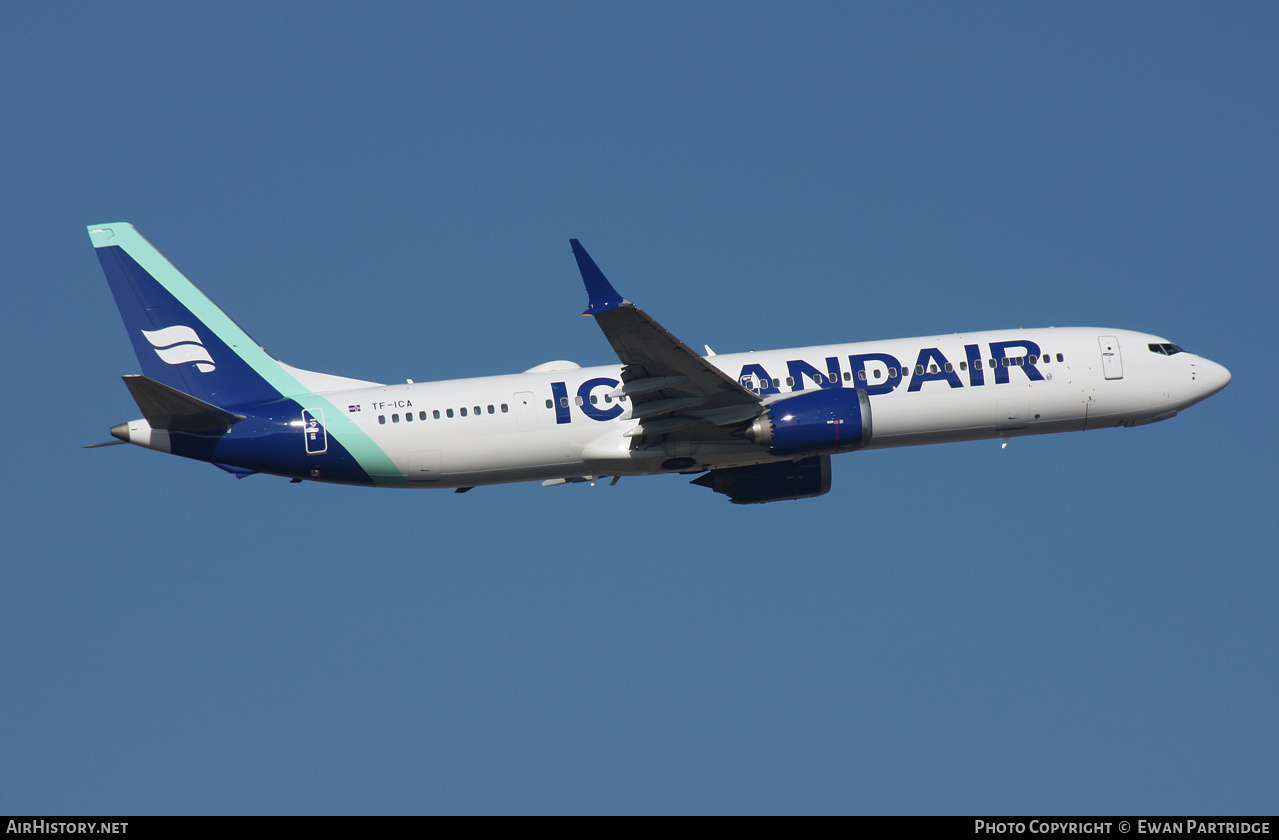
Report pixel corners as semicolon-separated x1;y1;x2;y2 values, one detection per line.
745;388;872;455
690;455;831;504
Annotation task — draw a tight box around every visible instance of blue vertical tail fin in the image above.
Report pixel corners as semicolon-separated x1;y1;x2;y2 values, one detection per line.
91;223;301;408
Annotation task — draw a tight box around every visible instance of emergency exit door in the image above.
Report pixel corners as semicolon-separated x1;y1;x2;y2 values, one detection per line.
1098;336;1123;380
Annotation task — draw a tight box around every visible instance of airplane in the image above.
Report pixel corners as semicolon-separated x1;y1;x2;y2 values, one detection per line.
89;223;1232;503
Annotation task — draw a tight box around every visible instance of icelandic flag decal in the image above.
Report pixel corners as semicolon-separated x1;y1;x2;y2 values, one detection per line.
348;405;361;413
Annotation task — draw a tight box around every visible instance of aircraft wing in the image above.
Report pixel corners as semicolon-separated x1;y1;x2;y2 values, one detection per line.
571;240;762;439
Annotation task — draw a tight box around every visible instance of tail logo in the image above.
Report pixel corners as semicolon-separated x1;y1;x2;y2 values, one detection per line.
141;325;216;373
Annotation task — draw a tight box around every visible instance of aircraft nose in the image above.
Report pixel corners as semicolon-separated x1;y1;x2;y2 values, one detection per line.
1196;358;1231;398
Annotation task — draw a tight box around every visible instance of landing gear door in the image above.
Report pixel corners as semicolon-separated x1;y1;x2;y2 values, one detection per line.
1098;336;1123;380
303;409;328;455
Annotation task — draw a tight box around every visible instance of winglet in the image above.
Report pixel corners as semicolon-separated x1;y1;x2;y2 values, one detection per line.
570;239;626;316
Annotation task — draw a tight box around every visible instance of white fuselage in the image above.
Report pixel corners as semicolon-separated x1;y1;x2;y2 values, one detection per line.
312;327;1229;488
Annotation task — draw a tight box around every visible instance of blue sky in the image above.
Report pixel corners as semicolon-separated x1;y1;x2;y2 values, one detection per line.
2;2;1275;814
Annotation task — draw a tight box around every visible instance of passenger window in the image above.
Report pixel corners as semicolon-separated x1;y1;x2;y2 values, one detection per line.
844;372;851;381
501;404;509;413
786;377;794;387
574;396;584;406
1056;353;1064;362
405;412;413;422
447;409;454;418
945;363;952;372
859;370;867;381
433;410;440;419
392;414;399;423
559;397;569;408
460;407;467;417
419;411;426;420
474;406;480;415
590;395;598;404
887;368;896;377
929;364;938;374
959;361;967;371
488;405;495;414
378;415;386;425
545;399;552;409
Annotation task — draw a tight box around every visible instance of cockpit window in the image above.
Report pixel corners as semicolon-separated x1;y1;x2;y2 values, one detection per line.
1148;343;1185;356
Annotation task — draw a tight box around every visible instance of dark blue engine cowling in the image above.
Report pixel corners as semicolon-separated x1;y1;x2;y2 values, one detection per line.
690;455;831;504
746;388;872;455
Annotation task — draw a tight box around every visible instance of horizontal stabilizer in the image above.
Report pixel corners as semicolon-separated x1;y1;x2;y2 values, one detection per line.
214;463;260;478
122;375;247;432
